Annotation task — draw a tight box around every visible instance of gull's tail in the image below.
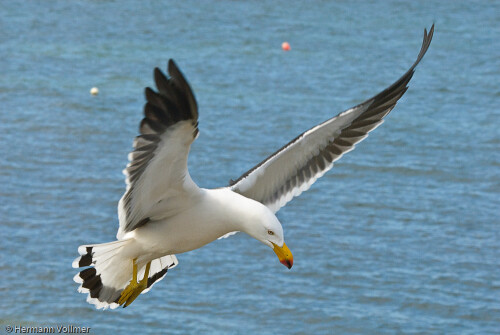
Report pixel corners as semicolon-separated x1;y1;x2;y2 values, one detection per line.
72;239;178;309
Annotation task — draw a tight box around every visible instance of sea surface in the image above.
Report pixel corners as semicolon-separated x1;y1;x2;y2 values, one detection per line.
1;1;499;334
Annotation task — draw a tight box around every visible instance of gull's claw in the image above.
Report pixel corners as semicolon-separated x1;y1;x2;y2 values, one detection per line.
117;259;151;307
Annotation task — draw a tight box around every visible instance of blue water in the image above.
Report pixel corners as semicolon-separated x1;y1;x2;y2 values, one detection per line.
1;1;499;334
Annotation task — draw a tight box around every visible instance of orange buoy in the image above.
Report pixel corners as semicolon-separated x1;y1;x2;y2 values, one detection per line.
281;41;291;51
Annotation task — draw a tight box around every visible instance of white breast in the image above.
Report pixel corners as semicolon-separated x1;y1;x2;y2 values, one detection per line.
131;188;258;256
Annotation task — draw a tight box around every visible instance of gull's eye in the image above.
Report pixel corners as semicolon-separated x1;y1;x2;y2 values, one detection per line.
267;230;274;236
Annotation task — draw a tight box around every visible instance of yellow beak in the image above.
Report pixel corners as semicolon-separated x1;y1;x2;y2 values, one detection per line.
272;242;293;269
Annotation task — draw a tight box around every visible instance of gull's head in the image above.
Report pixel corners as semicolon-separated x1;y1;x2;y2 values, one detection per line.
245;208;293;269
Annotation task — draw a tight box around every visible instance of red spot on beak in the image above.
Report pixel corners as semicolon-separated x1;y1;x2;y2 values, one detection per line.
280;258;293;269
273;242;293;269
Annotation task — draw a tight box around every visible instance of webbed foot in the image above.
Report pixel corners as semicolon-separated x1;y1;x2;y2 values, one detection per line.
118;259;151;307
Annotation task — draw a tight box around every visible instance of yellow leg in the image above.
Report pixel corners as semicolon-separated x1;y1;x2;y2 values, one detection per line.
118;259;151;307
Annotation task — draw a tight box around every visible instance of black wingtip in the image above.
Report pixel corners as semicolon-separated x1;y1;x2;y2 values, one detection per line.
168;59;178;75
428;23;435;42
153;67;164;81
410;23;434;72
167;58;186;85
164;59;199;120
424;23;435;45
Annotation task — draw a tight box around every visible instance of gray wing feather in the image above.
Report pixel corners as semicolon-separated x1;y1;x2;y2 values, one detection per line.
119;60;199;235
229;25;434;212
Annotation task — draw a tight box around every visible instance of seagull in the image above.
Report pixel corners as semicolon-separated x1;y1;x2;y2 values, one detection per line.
73;25;434;309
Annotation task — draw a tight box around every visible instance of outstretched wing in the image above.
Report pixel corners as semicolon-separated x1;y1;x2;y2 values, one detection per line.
117;59;200;238
229;25;434;213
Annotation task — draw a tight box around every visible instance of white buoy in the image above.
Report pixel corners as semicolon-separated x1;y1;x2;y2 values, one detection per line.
90;87;99;96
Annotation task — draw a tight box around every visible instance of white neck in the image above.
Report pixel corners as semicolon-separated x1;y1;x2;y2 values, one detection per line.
203;188;268;238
